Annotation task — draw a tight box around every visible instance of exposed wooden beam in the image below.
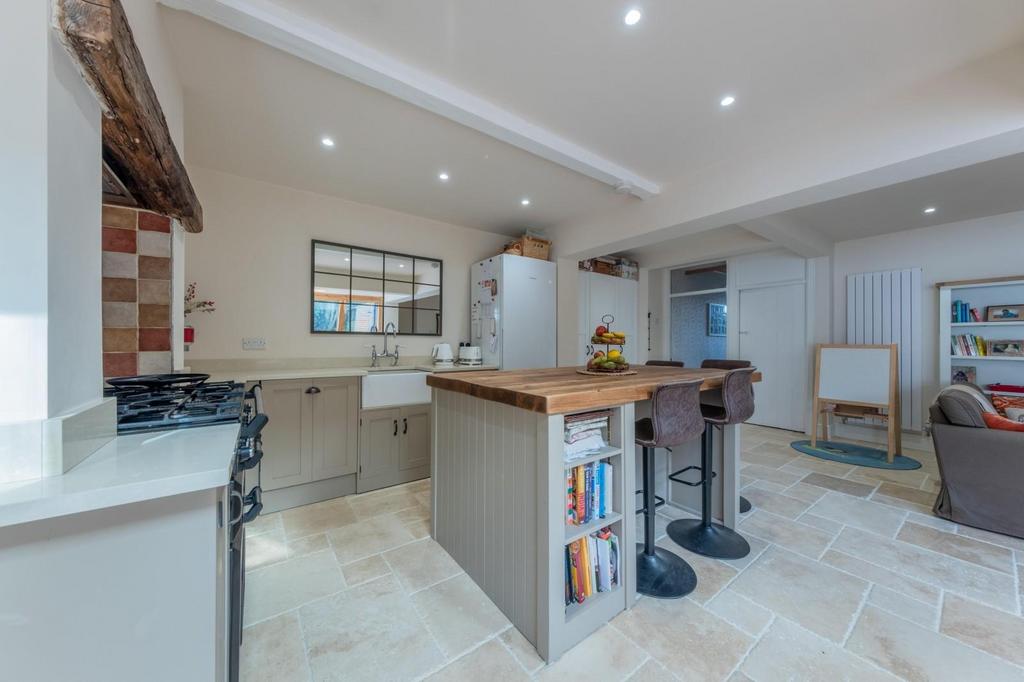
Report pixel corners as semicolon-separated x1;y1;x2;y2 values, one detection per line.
160;0;661;200
54;0;203;232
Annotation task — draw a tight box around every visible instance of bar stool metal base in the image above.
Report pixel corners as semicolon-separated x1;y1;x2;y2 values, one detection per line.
666;519;750;560
739;496;752;513
636;545;697;599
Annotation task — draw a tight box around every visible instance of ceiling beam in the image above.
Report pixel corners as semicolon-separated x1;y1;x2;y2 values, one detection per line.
159;0;661;199
738;215;833;258
54;0;203;232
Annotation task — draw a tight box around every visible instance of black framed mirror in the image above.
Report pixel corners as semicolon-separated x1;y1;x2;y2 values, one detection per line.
310;240;443;335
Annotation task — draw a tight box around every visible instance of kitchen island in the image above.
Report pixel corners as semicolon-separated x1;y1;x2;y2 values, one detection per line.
426;365;761;662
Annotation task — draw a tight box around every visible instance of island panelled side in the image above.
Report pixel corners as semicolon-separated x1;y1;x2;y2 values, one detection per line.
430;389;636;662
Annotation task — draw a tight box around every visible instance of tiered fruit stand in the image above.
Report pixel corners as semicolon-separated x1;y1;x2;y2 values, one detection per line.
579;314;635;376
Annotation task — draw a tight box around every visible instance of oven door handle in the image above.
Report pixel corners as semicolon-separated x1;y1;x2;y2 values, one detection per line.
241;486;263;524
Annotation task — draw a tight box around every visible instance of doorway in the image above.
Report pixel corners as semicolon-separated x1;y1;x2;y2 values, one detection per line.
738;282;807;431
668;262;727;367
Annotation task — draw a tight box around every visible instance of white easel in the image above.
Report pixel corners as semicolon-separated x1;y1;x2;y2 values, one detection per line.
811;344;902;462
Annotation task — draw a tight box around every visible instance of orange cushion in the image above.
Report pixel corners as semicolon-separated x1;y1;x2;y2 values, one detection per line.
991;395;1024;416
982;412;1024;432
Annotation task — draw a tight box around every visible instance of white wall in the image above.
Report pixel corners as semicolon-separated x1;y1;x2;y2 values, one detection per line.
833;210;1024;426
184;167;506;360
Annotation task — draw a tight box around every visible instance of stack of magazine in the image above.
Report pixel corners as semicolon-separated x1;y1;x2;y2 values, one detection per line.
564;410;611;460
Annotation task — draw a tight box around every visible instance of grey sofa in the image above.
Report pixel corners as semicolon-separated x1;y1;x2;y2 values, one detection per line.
929;386;1024;539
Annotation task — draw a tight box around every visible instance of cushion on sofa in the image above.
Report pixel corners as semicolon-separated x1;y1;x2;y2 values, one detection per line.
937;389;991;428
982;412;1024;432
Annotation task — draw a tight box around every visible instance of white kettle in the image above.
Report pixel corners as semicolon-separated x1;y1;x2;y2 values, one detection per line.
432;343;454;365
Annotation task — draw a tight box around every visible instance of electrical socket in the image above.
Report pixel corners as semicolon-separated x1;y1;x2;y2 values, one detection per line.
242;337;267;351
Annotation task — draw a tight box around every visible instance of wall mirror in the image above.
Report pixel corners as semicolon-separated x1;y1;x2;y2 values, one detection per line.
311;240;443;335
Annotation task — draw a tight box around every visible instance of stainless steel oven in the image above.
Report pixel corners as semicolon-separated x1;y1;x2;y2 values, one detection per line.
228;385;266;682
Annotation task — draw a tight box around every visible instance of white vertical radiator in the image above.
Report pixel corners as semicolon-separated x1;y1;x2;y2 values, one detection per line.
845;268;923;431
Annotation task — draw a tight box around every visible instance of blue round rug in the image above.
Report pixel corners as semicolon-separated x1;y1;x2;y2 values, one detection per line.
790;440;921;470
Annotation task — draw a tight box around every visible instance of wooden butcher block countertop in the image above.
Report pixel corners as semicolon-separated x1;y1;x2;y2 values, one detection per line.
426;365;762;414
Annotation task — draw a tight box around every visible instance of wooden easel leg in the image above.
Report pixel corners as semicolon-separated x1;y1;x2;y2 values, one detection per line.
822;410;830;442
810;400;819;448
886;417;896;464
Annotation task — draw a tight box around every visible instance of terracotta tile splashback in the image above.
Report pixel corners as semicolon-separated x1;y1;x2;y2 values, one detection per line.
101;204;173;378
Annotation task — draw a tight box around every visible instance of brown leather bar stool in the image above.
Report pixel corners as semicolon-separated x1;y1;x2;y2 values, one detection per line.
635;379;705;598
646;360;684;367
666;367;756;559
700;359;753;514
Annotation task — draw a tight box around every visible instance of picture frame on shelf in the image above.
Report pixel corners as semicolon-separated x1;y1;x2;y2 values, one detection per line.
988;339;1024;357
707;302;727;337
951;365;976;385
985;304;1024;322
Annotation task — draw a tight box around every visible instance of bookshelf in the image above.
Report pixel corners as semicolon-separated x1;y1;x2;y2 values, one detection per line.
938;276;1024;392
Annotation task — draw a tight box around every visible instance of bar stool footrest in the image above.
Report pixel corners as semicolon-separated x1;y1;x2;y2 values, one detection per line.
634;490;666;515
668;465;716;487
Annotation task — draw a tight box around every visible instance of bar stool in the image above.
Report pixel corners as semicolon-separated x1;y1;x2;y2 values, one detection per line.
646;360;684;367
700;360;753;514
666;367;756;559
635;379;705;598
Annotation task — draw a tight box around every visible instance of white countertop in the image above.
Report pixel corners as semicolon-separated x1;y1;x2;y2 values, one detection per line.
0;423;240;529
199;364;499;384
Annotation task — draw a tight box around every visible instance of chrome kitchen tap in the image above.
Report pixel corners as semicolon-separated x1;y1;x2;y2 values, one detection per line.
376;322;401;366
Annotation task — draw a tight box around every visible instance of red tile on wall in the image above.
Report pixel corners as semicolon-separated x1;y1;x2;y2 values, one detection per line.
138;212;171;233
138;328;171;352
102;227;137;254
103;352;137;378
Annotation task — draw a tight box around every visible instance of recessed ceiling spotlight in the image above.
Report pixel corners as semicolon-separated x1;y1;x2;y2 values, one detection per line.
720;95;736;107
624;8;642;25
923;206;937;214
521;198;531;206
321;137;335;147
344;257;350;262
438;172;450;181
399;263;405;268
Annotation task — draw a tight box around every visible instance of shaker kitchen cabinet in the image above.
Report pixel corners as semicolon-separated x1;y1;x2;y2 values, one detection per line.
258;377;359;507
358;403;431;493
577;270;638;363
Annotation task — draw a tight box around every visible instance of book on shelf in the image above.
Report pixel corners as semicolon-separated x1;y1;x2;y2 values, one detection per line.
564;409;612;460
565;527;620;606
952;300;983;323
952;334;987;357
566;460;614;526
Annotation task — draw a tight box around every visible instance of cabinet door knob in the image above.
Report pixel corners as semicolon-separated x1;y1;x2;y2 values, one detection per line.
393;419;398;436
402;418;408;435
306;386;321;394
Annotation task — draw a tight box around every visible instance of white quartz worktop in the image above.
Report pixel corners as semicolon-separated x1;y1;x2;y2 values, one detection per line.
195;364;499;384
0;423;240;529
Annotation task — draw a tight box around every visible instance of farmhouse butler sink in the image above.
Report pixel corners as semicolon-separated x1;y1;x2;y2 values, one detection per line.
362;370;430;409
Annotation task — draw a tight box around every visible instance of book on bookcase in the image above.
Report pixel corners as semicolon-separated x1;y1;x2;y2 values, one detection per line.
566;461;614;526
564;527;620;606
951;300;983;323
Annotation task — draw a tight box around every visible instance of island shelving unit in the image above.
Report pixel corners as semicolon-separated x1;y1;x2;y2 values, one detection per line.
938;275;1024;393
427;365;761;662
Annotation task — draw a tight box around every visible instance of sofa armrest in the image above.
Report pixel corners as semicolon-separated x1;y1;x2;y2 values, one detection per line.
930;423;1024;538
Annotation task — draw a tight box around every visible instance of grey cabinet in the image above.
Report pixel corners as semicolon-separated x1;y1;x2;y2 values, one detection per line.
260;377;359;492
358;403;431;493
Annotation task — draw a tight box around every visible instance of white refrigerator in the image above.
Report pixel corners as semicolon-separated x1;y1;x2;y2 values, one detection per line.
471;254;557;369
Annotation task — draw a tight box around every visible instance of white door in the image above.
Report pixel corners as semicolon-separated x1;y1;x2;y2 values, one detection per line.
738;283;807;432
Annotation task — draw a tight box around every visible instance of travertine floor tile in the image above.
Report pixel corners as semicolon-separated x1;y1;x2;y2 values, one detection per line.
742;617;899;682
846;605;1024;681
340;553;391;586
831;527;1017;612
739;510;834;559
800;472;875;498
780;457;855;478
741;446;799;469
412;574;510;657
240;612;311;682
875;482;936;508
807;491;907;538
281;496;358;539
897;521;1015;574
821;550;940;606
871;493;932;515
740;488;811;519
246;530;328;571
740;463;804;487
743;479;789;494
847;467;930;490
244;550;345;626
245;510;283;538
729;547;868;642
866;585;937;629
705;588;773;637
781;482;829;504
904;511;956;533
427;639;528;681
300;575;444;681
327;513;416;564
349;487;421;519
611;597;751;681
536;625;646;681
797;513;843;535
956;524;1024;553
384;538;463;592
624;659;674;681
499;626;545;674
941;593;1024;666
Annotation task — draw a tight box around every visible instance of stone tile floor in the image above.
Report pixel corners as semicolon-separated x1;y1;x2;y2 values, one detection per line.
240;424;1024;681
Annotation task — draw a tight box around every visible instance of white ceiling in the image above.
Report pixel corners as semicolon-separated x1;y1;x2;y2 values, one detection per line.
770;152;1024;243
161;0;1024;248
